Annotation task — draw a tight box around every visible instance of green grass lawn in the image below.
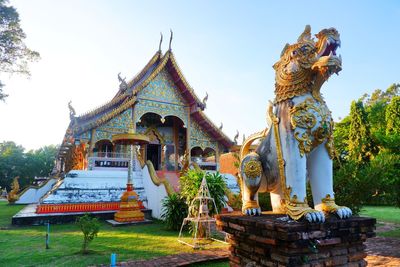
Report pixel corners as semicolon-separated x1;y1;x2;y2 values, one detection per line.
360;205;400;238
360;206;400;224
0;202;227;267
0;200;25;228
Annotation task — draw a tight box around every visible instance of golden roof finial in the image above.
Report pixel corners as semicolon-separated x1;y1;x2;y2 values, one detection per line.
159;32;163;52
234;130;239;145
169;29;173;50
202;92;208;108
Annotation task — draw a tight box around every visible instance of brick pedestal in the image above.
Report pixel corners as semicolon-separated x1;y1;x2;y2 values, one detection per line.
216;213;375;267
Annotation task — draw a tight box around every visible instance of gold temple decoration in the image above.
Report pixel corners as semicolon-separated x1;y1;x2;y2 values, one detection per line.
269;105;286;199
7;177;20;203
179;151;190;177
284;201;315;221
289;97;334;158
158;32;163;52
239;129;268;161
202;92;208;108
243;200;259;210
71;143;86;170
321;194;343;214
273;25;341;104
273;39;317;103
168;29;173;50
112;121;150;223
243;159;262;179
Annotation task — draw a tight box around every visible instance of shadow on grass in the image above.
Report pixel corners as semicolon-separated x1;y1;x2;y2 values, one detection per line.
0;202;226;266
72;249;103;255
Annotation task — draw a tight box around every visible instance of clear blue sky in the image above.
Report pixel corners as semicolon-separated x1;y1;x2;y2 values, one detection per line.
0;0;399;150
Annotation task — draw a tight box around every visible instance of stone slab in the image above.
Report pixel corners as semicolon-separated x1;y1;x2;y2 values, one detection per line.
216;213;376;267
106;219;152;227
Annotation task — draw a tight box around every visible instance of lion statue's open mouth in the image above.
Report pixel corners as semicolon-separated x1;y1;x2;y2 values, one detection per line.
313;28;342;77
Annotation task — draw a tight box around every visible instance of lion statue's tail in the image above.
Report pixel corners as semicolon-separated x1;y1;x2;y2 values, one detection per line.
239;102;281;215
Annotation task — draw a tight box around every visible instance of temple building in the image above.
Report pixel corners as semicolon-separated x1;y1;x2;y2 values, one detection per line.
11;36;245;226
57;47;232;175
12;39;237;223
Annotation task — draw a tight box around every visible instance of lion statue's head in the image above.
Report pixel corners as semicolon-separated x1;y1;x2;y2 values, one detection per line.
273;25;342;103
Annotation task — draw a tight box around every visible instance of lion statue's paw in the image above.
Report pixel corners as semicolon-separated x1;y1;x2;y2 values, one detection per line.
304;210;325;223
243;207;262;216
335;206;352;219
319;195;353;219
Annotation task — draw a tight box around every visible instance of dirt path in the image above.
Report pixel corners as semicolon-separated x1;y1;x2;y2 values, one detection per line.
365;222;400;266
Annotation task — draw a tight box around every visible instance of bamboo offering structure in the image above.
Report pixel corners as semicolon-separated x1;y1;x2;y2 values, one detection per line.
178;175;226;249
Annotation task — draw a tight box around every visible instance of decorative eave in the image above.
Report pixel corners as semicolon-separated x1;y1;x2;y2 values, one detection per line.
76;51;162;122
57;124;74;159
74;96;137;135
116;51;162;99
165;51;204;109
130;51;171;96
191;110;234;149
77;94;128;122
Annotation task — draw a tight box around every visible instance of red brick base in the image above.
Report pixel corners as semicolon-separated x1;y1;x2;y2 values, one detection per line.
216;213;376;267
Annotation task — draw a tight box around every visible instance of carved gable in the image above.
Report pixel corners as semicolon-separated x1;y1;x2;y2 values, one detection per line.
134;69;188;126
190;119;217;150
92;109;132;142
137;69;186;105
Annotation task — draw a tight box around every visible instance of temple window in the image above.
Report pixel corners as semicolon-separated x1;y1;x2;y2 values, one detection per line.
94;139;114;158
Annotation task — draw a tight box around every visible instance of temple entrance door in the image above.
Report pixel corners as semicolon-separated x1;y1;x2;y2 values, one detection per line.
147;144;161;170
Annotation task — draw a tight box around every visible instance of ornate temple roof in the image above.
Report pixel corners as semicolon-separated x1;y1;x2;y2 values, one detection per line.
59;47;233;156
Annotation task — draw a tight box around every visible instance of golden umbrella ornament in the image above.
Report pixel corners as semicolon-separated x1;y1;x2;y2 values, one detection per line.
112;126;150;223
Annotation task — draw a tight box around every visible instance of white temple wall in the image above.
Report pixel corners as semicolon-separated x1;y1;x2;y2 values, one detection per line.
141;165;168;219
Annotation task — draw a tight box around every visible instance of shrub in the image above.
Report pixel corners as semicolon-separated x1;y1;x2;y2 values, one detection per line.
365;152;400;207
258;192;272;211
76;214;100;254
333;161;367;214
161;193;188;231
180;169;227;214
226;190;242;211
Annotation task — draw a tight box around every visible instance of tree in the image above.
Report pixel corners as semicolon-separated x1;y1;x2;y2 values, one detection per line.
360;85;400;154
0;141;25;189
348;100;374;163
0;141;57;191
25;145;58;177
77;214;100;254
386;96;400;135
0;0;40;101
332;83;400;209
333;116;351;163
